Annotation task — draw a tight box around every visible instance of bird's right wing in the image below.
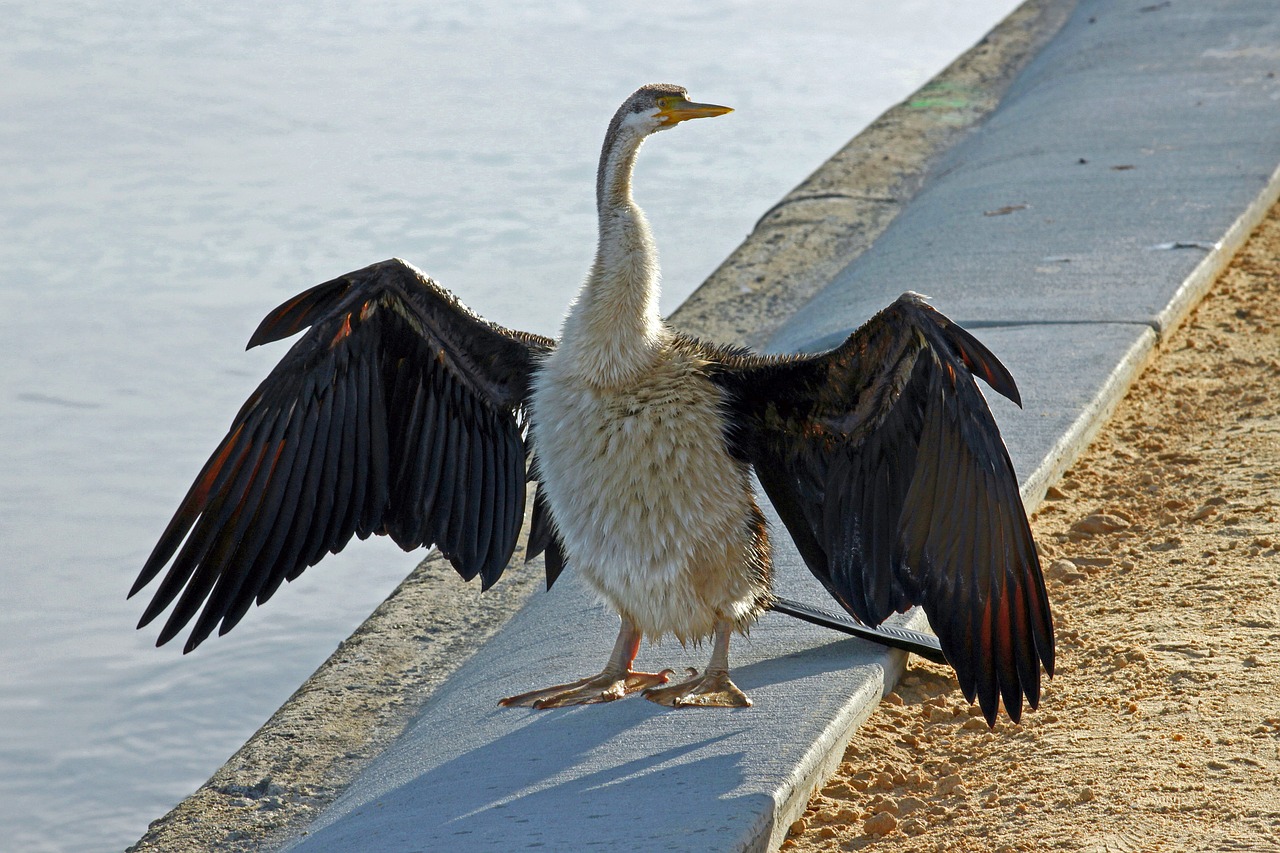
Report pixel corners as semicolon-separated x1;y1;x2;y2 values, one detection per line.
131;258;555;653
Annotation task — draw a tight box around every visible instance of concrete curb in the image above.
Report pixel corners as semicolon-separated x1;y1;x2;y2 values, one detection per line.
1019;157;1280;512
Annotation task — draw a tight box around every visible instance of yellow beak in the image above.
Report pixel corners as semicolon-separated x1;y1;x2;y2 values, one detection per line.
657;97;733;126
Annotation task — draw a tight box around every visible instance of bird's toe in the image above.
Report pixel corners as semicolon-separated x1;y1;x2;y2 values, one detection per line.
642;669;751;708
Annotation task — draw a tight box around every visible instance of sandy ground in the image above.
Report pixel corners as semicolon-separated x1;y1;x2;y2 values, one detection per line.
784;206;1280;852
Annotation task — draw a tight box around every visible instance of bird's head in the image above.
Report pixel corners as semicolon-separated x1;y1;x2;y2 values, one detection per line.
595;84;731;208
607;83;732;143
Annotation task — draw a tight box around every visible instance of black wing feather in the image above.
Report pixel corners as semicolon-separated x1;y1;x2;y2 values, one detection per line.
526;484;566;590
256;404;323;605
388;372;432;548
712;292;1053;724
133;258;553;651
198;408;304;643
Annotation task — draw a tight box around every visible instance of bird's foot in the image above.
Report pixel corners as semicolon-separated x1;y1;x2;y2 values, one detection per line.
498;668;674;709
642;667;751;708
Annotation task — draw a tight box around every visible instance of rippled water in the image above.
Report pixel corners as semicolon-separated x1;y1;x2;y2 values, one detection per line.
0;2;1020;849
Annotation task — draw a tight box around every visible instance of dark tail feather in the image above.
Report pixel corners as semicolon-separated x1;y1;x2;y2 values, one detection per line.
769;597;948;665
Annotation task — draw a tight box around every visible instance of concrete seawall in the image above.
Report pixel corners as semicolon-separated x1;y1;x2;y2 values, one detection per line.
131;0;1280;849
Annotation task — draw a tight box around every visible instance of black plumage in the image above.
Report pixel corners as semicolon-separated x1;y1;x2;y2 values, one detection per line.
132;260;552;651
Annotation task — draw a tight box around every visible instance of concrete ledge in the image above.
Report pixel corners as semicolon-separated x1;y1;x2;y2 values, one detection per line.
131;0;1280;849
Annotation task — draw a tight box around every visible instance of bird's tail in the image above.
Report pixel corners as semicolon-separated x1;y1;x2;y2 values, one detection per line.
768;597;948;665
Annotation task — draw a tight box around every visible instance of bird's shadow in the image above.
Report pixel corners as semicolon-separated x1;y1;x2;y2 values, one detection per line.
288;698;766;850
286;572;903;851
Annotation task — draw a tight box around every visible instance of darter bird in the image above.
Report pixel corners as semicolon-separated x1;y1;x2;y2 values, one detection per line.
131;84;1053;723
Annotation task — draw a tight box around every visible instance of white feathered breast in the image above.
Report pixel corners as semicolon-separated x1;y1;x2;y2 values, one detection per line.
530;337;765;642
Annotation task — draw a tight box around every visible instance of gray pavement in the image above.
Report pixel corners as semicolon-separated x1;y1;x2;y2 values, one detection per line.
284;1;1280;850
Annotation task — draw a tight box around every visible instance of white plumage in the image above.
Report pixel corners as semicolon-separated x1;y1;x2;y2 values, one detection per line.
532;334;767;643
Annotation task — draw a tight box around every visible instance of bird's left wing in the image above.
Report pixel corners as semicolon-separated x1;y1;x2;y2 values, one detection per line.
708;293;1053;723
131;258;555;652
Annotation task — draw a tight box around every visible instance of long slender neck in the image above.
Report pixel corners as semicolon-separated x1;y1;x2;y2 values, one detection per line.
559;126;666;387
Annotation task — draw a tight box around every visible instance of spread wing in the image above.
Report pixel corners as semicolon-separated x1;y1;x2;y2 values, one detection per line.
712;293;1053;723
131;258;555;653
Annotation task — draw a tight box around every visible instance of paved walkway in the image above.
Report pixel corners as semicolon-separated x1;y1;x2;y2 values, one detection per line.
284;2;1280;850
